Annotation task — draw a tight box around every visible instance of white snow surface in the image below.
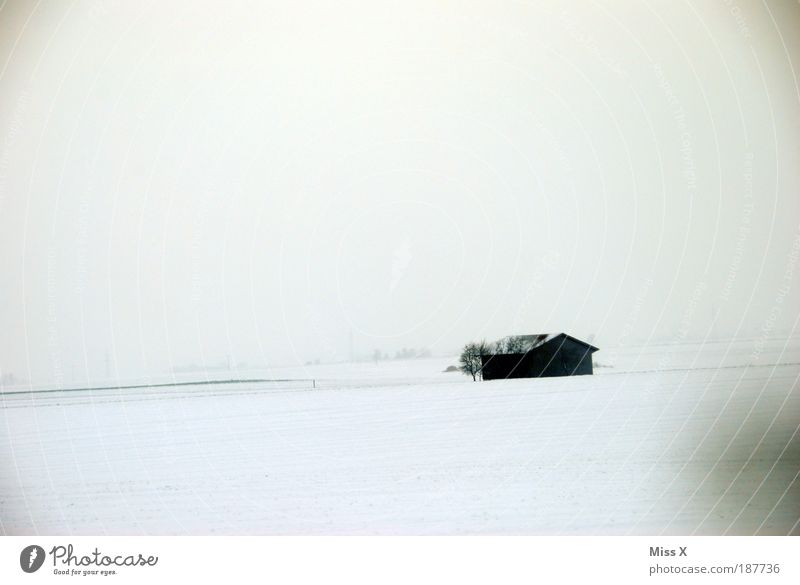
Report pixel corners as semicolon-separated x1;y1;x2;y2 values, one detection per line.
1;339;799;535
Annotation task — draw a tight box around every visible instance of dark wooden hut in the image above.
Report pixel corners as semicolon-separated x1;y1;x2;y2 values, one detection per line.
480;333;598;380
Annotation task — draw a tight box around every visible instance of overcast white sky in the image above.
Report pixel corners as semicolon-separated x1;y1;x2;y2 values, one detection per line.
1;1;799;385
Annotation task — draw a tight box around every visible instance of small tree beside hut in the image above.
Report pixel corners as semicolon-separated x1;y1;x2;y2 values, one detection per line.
458;340;491;381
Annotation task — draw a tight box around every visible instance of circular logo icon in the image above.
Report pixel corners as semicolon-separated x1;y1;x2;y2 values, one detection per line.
20;545;45;573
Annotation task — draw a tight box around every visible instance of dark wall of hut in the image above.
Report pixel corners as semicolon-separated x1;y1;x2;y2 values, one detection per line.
480;337;594;380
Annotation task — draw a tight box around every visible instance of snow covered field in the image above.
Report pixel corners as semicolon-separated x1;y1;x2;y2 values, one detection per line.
1;339;798;535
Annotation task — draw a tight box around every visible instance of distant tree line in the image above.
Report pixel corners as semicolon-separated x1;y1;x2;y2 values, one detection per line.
372;347;432;363
394;347;432;360
0;371;18;386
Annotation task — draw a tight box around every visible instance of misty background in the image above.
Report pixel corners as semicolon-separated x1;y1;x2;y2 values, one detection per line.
1;0;799;387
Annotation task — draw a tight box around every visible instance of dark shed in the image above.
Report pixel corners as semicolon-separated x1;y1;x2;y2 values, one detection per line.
480;333;599;380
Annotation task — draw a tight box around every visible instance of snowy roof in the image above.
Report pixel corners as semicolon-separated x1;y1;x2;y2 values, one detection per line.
492;333;598;354
511;334;559;350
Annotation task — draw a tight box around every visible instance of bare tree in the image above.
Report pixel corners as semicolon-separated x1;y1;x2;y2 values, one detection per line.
459;343;481;381
505;335;529;353
491;335;528;354
459;340;492;381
